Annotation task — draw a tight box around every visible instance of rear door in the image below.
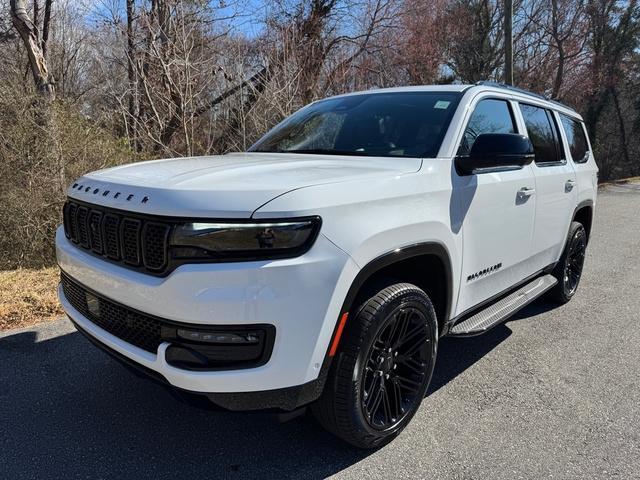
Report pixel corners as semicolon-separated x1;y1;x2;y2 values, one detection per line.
517;103;577;270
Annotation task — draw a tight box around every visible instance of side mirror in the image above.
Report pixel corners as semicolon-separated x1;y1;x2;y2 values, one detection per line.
455;133;534;175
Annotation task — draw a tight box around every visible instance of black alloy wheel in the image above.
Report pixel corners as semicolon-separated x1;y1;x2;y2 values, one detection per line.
361;306;432;430
551;221;587;304
311;282;438;449
564;227;587;296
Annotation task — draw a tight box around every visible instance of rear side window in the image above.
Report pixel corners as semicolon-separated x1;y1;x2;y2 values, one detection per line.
520;104;564;164
458;99;516;155
560;115;589;163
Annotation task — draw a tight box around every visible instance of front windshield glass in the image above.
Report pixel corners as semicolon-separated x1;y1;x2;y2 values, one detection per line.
249;91;463;158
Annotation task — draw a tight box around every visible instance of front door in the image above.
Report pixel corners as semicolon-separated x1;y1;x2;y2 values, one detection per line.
452;97;537;315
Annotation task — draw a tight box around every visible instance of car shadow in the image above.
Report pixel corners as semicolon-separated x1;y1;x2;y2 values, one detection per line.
0;304;550;479
429;299;558;395
429;323;512;395
0;329;367;480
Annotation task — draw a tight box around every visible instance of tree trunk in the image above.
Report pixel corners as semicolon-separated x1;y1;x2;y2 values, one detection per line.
126;0;138;151
10;0;62;192
550;0;564;99
611;88;631;166
504;0;513;85
42;0;52;59
10;0;55;98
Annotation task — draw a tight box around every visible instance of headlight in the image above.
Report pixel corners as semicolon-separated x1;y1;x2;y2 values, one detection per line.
170;217;321;262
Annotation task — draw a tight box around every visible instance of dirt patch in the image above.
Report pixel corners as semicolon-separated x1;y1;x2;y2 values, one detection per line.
599;176;640;188
0;268;63;331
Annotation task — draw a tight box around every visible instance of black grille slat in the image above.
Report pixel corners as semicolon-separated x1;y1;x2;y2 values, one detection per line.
76;206;90;247
142;223;169;271
62;200;171;275
63;203;72;240
88;210;104;254
68;203;78;242
103;214;121;260
121;218;142;265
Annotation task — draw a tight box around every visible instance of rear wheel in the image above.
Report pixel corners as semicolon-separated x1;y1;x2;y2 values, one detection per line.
311;283;437;449
550;221;587;304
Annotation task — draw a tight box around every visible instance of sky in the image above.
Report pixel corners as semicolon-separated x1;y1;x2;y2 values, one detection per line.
82;0;270;38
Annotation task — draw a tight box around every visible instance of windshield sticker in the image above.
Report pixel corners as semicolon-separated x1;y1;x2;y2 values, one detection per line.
434;100;451;109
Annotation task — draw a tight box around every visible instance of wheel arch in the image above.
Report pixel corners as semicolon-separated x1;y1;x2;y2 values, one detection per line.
572;200;594;242
338;243;454;334
306;242;454;410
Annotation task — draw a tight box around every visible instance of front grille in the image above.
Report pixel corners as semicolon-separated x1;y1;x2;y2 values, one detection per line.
63;200;170;274
60;273;276;369
61;273;162;353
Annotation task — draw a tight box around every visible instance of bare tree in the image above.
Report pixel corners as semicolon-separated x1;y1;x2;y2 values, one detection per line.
265;0;396;103
395;0;451;85
445;0;504;83
584;0;639;141
10;0;54;97
520;0;588;98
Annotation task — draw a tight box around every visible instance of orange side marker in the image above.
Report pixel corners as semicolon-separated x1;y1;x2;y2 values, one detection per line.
328;312;349;357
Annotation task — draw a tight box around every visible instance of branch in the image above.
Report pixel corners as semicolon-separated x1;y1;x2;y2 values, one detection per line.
193;66;270;118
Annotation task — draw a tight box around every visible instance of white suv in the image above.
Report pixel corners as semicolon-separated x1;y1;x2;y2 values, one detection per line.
57;83;597;448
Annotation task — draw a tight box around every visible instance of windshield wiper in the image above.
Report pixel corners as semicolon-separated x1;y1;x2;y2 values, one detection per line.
284;148;372;156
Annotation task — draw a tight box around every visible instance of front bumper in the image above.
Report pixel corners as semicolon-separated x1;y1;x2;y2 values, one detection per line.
66;313;324;411
56;226;358;400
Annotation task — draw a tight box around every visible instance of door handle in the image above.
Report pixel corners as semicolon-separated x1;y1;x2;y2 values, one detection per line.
565;180;575;192
518;186;535;196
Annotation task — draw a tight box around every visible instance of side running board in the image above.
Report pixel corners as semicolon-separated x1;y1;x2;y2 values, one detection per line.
449;274;558;337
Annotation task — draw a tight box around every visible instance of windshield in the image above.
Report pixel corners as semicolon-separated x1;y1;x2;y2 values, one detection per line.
249;91;462;158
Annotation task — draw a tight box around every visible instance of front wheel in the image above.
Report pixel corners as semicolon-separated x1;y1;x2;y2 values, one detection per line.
550;221;587;304
311;283;438;449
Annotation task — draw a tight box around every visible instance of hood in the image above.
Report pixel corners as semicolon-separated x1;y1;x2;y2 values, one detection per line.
67;152;422;217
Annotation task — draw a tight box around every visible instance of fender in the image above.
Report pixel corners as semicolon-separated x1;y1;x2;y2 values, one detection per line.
337;242;454;323
308;242;454;405
547;199;594;273
572;198;593;217
571;199;594;243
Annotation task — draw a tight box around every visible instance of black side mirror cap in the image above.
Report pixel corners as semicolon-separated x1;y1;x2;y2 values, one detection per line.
456;133;535;175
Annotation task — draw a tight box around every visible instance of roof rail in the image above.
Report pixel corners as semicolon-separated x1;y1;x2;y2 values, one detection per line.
474;81;576;112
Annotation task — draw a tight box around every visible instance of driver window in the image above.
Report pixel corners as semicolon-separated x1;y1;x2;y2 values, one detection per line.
458;99;516;155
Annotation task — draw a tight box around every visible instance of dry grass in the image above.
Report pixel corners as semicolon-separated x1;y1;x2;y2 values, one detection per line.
0;268;63;331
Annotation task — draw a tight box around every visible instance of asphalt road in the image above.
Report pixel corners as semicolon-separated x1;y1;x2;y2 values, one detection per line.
2;183;639;480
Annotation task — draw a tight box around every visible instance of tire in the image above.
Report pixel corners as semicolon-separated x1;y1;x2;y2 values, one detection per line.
550;221;587;304
311;283;438;449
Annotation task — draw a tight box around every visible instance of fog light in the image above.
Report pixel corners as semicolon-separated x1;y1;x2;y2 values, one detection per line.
176;329;259;344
